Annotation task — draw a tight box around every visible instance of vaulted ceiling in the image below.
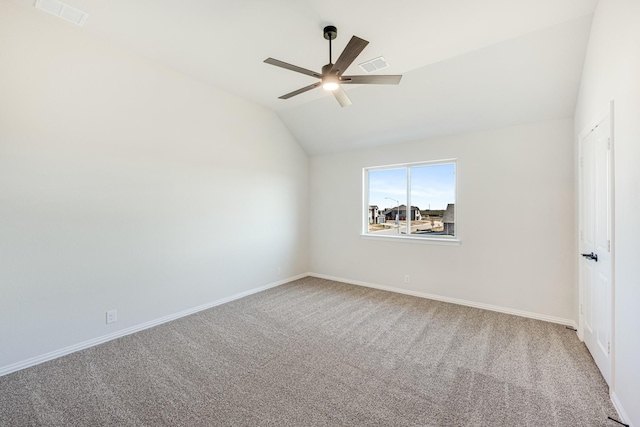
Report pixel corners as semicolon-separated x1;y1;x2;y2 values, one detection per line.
10;0;597;155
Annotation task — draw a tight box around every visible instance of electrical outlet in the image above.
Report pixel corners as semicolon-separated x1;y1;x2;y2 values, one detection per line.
404;274;410;284
277;267;282;275
106;309;117;324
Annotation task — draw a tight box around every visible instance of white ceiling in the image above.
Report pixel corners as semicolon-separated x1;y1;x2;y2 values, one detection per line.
12;0;597;155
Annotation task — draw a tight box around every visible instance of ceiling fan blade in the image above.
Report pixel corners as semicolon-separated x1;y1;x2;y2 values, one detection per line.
264;58;322;78
340;75;403;85
330;36;369;75
278;82;322;99
332;86;352;107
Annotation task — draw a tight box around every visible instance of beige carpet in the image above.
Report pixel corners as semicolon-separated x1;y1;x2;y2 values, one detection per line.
0;277;619;426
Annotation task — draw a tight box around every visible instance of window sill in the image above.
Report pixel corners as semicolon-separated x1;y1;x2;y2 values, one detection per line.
360;234;461;246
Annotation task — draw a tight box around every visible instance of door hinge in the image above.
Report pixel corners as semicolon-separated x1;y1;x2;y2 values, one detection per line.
580;230;583;240
608;341;611;355
607;138;611;150
580;157;583;167
580;303;583;315
608;240;611;252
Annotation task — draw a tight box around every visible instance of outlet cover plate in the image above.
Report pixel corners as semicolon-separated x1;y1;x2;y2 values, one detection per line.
106;309;117;324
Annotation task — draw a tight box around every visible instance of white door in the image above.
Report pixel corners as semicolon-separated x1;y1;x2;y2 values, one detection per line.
580;116;612;385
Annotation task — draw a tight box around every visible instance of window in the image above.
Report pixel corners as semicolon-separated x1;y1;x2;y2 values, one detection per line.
364;160;457;241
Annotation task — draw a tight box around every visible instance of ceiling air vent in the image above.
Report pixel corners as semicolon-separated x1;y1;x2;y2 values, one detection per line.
35;0;88;26
358;56;390;73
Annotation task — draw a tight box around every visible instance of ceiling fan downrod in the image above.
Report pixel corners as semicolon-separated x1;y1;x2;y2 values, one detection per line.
323;25;337;65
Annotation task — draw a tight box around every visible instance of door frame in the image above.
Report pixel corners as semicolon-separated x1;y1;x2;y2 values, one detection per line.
577;100;615;388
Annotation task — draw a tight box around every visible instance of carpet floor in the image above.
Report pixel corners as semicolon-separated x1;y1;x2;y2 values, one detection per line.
0;277;619;426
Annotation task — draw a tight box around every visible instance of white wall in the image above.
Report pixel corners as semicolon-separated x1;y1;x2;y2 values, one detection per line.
0;1;309;369
574;0;640;424
310;119;575;322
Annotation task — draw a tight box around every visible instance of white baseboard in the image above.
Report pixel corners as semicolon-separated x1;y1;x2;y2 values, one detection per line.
309;273;577;328
1;272;579;377
0;273;307;377
611;391;634;427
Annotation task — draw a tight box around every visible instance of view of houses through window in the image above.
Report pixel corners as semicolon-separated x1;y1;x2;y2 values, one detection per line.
365;161;456;238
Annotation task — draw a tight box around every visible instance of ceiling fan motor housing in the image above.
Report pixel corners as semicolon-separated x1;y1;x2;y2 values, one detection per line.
322;63;335;75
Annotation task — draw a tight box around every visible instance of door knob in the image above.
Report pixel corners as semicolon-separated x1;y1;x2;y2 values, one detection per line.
581;252;598;262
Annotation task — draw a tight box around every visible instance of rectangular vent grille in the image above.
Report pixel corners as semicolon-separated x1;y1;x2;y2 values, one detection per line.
359;56;390;73
35;0;88;26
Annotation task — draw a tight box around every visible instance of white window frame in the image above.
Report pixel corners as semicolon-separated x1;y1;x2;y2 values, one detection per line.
362;159;460;246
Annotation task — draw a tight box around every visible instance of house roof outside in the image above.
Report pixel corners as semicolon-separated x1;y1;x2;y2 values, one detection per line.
381;205;421;216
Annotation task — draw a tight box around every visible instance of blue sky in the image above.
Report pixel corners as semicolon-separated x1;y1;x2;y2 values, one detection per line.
368;163;455;211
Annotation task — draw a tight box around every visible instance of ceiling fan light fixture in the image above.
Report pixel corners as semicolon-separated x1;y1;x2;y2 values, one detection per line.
322;75;339;91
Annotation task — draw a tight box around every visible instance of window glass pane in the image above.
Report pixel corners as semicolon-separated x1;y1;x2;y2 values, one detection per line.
368;168;406;234
409;163;455;236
